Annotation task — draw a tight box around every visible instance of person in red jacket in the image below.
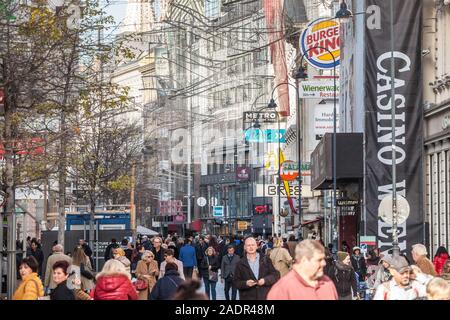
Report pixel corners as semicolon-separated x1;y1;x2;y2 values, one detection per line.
90;259;138;300
433;246;449;276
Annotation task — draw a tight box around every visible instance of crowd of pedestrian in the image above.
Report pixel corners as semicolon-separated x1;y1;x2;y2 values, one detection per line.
8;233;450;300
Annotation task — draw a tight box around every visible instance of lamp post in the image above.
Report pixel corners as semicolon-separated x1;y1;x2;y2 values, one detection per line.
267;82;300;237
295;45;338;250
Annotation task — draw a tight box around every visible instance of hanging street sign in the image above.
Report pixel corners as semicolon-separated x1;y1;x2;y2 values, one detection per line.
212;206;224;217
243;111;278;123
280;160;299;181
196;197;207;207
298;80;339;99
300;18;340;70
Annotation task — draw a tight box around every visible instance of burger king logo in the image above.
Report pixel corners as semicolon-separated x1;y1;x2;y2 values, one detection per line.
300;18;340;70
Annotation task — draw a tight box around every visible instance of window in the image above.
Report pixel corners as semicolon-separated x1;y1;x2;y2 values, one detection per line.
205;0;220;19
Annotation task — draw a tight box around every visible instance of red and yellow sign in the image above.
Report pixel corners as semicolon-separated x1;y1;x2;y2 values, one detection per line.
300;18;340;70
280;160;299;181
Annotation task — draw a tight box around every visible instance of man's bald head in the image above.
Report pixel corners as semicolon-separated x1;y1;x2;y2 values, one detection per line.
53;244;63;253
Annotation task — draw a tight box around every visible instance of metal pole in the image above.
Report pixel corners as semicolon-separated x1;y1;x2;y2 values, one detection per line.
332;62;338;251
390;0;399;258
277;112;281;237
131;163;137;241
0;211;3;297
295;77;302;237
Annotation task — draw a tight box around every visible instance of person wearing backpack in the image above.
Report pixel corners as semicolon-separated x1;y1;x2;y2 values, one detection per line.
330;251;358;300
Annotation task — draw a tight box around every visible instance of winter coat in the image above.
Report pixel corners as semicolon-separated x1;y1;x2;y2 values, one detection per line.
12;272;44;300
199;254;220;279
160;259;185;280
330;261;357;298
151;247;166;269
287;241;297;259
195;243;208;264
50;281;75;300
433;253;449;276
269;247;293;277
221;254;240;280
233;254;280;300
90;273;138;300
416;255;437;276
350;254;367;281
44;252;73;289
104;243;119;262
115;256;132;278
28;248;44;276
373;267;392;289
135;259;158;300
149;269;184;300
179;244;197;267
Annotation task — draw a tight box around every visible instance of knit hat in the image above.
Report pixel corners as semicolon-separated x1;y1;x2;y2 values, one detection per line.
337;251;349;262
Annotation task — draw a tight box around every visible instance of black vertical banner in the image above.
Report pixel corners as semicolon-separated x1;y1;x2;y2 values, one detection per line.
365;0;423;254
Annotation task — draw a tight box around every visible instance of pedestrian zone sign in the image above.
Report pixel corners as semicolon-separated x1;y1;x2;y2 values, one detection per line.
213;206;224;217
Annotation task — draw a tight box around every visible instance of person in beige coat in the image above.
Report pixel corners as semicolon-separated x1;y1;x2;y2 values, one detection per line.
71;246;95;293
269;238;293;277
135;250;159;300
44;244;72;290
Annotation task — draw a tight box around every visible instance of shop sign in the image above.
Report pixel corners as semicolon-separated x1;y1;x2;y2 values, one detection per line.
280;160;299;181
298;81;339;99
300;18;340;70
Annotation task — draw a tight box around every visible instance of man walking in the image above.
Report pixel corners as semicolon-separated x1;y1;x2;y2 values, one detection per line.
160;249;185;280
104;238;119;262
267;239;338;300
151;236;166;269
233;237;280;300
221;245;240;300
179;238;197;279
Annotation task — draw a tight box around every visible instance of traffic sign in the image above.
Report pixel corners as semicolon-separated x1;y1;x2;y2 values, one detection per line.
197;197;207;207
212;206;224;217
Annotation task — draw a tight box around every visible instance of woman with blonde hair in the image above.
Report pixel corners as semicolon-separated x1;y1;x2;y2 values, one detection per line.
269;237;293;277
135;250;159;300
113;247;131;278
90;259;137;300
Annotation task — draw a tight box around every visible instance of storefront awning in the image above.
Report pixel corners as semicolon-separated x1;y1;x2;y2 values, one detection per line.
311;133;363;190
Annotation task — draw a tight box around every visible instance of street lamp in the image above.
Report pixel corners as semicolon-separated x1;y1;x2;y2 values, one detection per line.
267;82;299;237
296;45;338;250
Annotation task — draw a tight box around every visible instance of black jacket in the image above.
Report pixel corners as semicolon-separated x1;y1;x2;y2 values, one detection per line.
150;269;184;300
29;248;44;276
199;254;220;278
233;254;280;300
151;247;166;269
351;255;367;280
50;281;75;300
330;261;357;297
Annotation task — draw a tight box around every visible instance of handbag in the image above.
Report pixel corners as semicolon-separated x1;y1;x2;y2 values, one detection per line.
208;270;218;282
134;279;148;291
80;263;95;280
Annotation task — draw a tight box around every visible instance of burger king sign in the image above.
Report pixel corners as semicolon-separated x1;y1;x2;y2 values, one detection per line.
300;18;340;70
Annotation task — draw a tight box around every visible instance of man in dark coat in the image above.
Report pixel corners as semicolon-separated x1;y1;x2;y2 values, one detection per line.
233;237;280;300
150;262;184;300
195;236;208;266
151;236;166;269
28;239;44;278
221;245;240;300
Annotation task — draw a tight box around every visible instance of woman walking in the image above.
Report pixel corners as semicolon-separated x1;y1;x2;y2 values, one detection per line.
199;247;220;300
269;238;293;277
135;250;159;300
90;259;137;300
71;246;95;296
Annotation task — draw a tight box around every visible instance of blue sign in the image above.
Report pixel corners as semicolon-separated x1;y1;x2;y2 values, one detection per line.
212;206;224;217
245;129;286;143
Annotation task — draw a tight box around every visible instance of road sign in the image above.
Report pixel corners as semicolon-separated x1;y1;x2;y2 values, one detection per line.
243;111;278;123
244;129;286;143
212;206;224;217
197;197;207;207
360;236;377;246
237;221;248;231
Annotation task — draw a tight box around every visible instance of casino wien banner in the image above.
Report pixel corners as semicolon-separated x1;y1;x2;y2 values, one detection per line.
364;0;424;255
